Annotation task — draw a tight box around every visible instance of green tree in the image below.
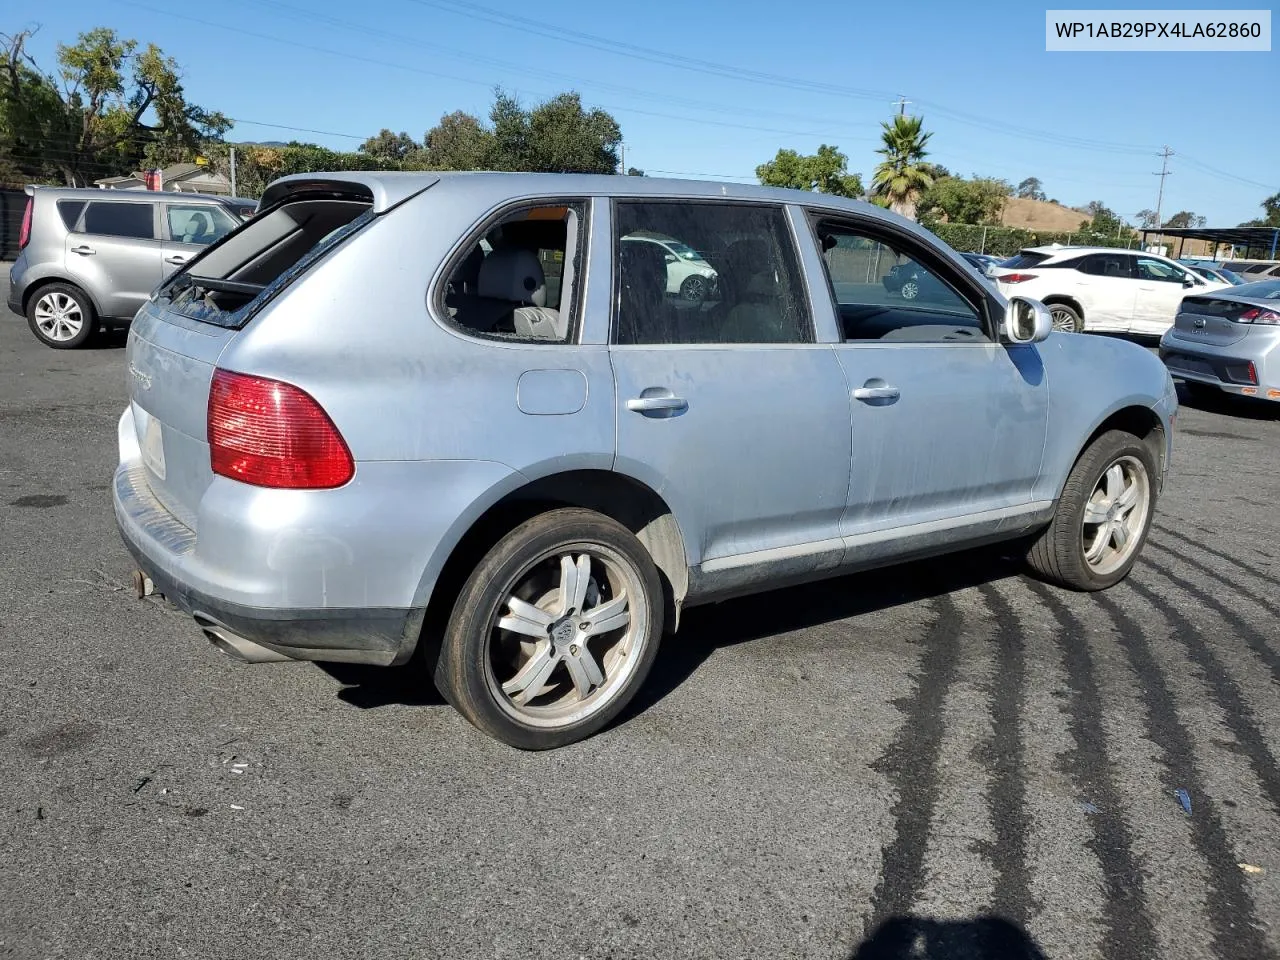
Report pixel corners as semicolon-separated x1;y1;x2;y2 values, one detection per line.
626;167;645;176
1135;208;1159;228
1074;204;1136;247
870;114;934;221
359;128;419;162
422;110;492;171
420;90;621;173
1015;176;1045;200
919;175;1010;225
755;144;862;197
1163;210;1206;228
0;27;228;187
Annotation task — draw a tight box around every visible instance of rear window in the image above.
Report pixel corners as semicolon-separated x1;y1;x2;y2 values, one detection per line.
157;192;374;328
56;200;86;231
999;252;1050;269
81;201;154;240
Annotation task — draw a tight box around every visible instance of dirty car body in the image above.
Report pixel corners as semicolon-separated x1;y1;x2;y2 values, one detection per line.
113;171;1176;748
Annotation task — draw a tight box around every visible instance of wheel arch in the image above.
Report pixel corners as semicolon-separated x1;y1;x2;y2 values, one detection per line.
1040;293;1083;319
1065;404;1167;497
21;275;104;319
409;468;691;666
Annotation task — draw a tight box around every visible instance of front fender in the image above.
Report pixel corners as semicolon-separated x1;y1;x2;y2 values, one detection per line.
1034;333;1175;502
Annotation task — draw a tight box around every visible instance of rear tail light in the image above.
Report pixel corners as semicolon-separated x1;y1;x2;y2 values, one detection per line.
1248;361;1258;385
18;197;32;250
208;369;354;489
999;273;1038;283
1238;307;1280;325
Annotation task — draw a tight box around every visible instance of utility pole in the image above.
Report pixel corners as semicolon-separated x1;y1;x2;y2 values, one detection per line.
619;142;624;175
1152;145;1173;251
230;146;237;197
893;96;911;116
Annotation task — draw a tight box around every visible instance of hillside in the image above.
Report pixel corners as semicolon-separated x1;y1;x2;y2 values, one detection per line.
999;197;1091;232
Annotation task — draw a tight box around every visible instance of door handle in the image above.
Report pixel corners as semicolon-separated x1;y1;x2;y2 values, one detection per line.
626;395;688;414
165;255;187;265
70;245;96;256
852;384;900;401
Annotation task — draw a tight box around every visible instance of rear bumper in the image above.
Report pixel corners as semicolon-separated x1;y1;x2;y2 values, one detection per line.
1159;331;1280;400
114;461;424;666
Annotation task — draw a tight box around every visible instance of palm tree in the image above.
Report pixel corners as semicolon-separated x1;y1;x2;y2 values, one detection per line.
871;115;934;221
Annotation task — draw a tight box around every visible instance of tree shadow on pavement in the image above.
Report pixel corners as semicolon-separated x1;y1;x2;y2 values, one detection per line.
318;543;1023;715
852;915;1047;959
620;544;1023;722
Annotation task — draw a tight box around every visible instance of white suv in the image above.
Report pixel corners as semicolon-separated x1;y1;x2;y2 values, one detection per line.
991;245;1230;335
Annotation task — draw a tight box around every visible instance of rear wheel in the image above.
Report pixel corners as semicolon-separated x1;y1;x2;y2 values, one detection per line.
1047;302;1083;333
27;283;98;349
900;279;920;300
1025;429;1156;590
435;508;664;749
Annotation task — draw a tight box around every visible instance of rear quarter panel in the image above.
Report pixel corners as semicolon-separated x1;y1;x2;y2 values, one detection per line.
1033;331;1175;502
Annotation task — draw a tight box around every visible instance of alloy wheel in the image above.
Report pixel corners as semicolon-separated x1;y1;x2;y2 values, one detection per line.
33;292;84;342
1080;455;1150;576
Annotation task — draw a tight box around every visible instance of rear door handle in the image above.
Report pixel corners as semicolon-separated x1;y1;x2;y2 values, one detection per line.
71;245;96;256
852;384;900;401
626;395;688;414
165;255;187;265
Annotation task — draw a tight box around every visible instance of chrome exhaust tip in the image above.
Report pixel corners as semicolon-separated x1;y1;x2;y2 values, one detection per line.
194;613;293;664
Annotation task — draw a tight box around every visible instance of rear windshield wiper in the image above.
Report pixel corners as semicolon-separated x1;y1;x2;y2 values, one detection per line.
176;275;266;297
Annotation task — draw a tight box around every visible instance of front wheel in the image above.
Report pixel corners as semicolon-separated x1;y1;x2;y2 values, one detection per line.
680;274;709;302
900;279;920;300
435;508;664;749
1025;430;1157;590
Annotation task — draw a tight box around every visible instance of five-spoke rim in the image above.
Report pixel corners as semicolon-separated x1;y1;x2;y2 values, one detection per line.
1050;307;1077;332
34;292;84;342
1081;455;1150;575
485;543;647;728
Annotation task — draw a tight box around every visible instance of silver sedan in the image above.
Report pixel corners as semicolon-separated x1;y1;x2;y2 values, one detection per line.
1160;278;1280;403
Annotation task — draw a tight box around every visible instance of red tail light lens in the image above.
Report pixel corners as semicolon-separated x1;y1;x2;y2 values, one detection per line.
208;369;354;489
1239;307;1280;325
18;197;32;249
1000;273;1038;283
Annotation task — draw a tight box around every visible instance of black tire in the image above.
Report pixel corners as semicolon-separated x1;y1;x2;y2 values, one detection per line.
679;274;708;302
26;282;99;349
435;507;664;750
1046;302;1083;333
1025;429;1157;591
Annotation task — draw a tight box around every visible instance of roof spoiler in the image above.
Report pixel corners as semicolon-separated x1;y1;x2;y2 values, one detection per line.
258;173;439;214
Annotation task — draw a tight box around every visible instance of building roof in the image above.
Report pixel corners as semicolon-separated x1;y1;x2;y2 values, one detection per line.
1139;225;1280;252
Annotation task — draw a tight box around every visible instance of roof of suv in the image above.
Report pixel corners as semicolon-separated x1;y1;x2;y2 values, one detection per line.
1019;245;1142;258
26;184;256;206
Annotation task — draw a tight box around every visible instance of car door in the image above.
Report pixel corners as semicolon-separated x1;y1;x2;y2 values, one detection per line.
1134;256;1198;334
161;201;241;277
1073;252;1138;330
804;213;1049;540
607;198;852;575
63;199;163;319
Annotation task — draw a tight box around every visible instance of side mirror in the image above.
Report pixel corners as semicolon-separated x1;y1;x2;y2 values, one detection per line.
1183;275;1197;287
663;253;677;264
1004;295;1053;344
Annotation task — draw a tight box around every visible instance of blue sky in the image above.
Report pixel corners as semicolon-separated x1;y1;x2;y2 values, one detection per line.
18;0;1279;225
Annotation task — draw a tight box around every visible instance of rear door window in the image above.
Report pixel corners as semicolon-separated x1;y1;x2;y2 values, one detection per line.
164;203;239;245
1081;253;1136;278
80;201;156;240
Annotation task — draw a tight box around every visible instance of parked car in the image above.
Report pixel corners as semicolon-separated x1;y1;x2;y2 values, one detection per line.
990;245;1230;334
959;251;1002;276
113;172;1176;749
619;232;718;301
1184;263;1245;285
881;261;951;300
1220;260;1280;280
7;186;250;348
1159;278;1280;403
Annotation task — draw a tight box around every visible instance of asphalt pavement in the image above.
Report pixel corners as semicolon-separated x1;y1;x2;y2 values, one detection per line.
2;264;1279;960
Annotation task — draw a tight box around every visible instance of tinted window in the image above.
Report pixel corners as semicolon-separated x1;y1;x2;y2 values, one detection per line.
1136;257;1188;283
1080;253;1136;278
612;201;810;345
812;219;988;343
81;201;154;240
1000;252;1050;269
441;201;584;343
166;204;239;246
56;200;86;231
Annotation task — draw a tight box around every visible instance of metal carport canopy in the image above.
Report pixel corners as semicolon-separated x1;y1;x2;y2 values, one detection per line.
1140;225;1280;258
